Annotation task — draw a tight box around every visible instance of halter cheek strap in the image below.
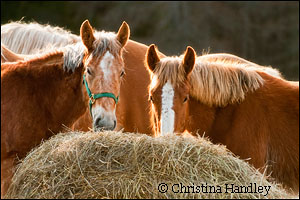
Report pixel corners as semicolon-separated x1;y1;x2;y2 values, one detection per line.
83;74;119;117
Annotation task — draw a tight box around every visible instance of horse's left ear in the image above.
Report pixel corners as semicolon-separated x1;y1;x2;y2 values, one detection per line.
116;21;130;48
182;46;196;76
80;20;95;52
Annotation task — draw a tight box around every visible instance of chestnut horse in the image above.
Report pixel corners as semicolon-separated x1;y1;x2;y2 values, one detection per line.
1;21;163;134
1;20;130;197
2;21;283;134
145;44;299;192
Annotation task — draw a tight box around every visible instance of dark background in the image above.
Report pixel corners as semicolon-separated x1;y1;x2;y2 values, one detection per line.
1;1;299;80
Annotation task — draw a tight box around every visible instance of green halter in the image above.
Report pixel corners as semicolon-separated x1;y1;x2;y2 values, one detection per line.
83;74;119;117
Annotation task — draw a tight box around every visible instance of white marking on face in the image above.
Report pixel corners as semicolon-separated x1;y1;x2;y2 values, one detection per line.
160;81;175;135
100;51;115;80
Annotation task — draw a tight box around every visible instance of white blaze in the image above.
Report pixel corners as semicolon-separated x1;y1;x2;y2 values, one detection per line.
100;51;114;80
160;81;175;135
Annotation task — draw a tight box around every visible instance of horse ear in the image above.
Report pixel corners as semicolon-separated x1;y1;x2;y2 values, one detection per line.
116;21;130;48
80;20;95;51
146;44;160;72
182;46;196;76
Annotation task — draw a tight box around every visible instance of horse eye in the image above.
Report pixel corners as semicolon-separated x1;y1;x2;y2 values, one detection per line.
120;70;125;77
183;96;189;103
87;68;92;75
149;96;153;102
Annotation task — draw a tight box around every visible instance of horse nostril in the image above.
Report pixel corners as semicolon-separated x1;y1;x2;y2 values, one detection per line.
113;120;116;129
95;117;102;126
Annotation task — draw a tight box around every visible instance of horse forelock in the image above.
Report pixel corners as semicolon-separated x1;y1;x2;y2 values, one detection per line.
153;56;265;107
92;31;123;62
152;56;186;87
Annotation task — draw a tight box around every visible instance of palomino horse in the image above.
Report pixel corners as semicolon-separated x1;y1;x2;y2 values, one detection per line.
1;21;164;134
145;44;299;192
1;20;130;197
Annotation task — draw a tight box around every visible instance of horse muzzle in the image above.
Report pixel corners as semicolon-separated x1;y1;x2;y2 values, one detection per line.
93;115;116;131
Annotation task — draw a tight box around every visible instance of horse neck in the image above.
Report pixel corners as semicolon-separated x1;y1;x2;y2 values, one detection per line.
186;96;217;137
4;55;86;129
41;62;86;128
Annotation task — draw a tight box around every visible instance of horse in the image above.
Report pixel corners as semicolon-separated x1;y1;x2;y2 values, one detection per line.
2;21;284;135
1;19;130;197
145;44;299;192
1;20;163;134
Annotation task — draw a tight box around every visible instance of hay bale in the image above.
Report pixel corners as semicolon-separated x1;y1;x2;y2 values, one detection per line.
6;131;292;199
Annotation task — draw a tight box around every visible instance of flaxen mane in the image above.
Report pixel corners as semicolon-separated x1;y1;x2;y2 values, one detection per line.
1;21;80;54
199;53;283;79
153;56;264;107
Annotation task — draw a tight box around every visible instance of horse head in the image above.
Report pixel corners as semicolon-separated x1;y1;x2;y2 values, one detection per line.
146;44;196;135
80;20;129;131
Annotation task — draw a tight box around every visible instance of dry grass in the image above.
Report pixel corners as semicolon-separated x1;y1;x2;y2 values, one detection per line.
5;131;294;199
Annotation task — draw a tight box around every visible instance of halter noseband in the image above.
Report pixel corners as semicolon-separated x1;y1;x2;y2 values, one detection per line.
83;74;119;117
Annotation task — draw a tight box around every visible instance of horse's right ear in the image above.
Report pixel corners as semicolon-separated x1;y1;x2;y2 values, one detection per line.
146;44;160;72
80;20;95;52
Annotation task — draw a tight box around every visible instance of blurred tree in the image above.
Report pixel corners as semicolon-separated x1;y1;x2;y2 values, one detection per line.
1;1;299;80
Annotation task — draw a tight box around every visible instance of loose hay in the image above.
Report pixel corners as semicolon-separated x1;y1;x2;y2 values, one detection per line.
5;131;293;199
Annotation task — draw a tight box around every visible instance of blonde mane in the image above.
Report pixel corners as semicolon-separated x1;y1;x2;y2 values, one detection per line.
153;56;265;107
1;21;80;54
199;53;283;79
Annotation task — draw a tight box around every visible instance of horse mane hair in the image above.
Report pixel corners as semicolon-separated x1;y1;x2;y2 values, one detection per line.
198;53;283;79
1;21;124;72
1;20;81;54
91;31;123;60
152;56;265;107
